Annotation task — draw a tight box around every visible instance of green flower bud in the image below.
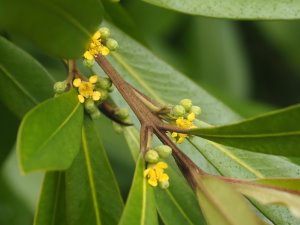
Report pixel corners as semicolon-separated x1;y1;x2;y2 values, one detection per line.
83;58;95;67
171;105;185;117
112;122;123;134
90;110;101;120
115;108;129;119
99;27;110;39
53;81;67;94
180;99;192;111
154;145;172;158
159;180;169;189
145;149;159;163
99;89;108;101
191;106;201;115
98;77;112;90
106;38;118;51
84;98;97;113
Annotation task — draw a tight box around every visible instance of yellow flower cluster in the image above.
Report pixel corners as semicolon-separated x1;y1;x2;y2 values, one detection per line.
144;162;169;187
171;112;197;144
73;75;101;103
83;31;110;60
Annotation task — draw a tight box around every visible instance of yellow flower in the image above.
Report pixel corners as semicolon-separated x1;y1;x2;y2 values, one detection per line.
144;162;169;188
171;113;197;144
83;30;110;60
73;78;102;103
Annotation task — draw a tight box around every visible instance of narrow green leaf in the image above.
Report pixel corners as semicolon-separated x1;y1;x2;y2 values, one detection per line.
142;0;300;19
118;155;158;225
122;127;206;225
0;36;55;118
17;90;83;173
34;172;66;225
233;178;300;218
190;104;300;157
197;176;266;225
65;117;124;225
0;0;103;57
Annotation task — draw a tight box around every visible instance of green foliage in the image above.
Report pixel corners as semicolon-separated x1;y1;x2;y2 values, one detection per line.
118;155;158;225
0;0;103;57
1;0;300;225
190;104;300;156
142;0;300;19
17;90;83;173
196;176;266;225
0;37;55;118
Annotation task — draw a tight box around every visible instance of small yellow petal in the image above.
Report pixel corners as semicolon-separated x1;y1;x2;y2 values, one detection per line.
89;75;98;84
171;132;178;138
159;173;169;182
187;112;195;121
73;78;81;87
78;95;85;103
83;51;94;60
148;178;158;187
99;46;110;56
92;31;101;40
177;137;185;144
144;169;150;177
92;91;101;101
156;162;168;169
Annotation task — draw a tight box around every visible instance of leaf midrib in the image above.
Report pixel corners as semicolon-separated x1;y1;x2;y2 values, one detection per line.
0;64;39;104
31;101;81;157
82;126;102;225
193;130;300;138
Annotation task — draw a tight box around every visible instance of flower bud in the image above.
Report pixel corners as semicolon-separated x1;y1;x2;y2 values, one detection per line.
83;58;95;67
154;145;172;158
106;38;118;51
145;150;159;163
53;81;67;94
99;89;108;101
98;77;112;90
112;122;123;133
191;106;201;115
90;110;101;120
159;180;169;189
115;108;129;119
171;105;185;117
180;99;192;111
99;27;110;39
84;98;97;113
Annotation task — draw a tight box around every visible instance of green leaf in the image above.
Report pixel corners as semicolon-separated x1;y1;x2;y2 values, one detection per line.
232;178;300;218
118;155;158;225
122;127;206;225
142;0;300;19
17;90;83;173
34;172;66;225
186;18;251;99
94;22;300;224
196;176;266;225
0;0;103;57
190;104;300;157
0;36;55;118
65;117;124;225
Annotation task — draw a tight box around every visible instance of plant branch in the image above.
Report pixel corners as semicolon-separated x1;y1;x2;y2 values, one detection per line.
95;54;207;188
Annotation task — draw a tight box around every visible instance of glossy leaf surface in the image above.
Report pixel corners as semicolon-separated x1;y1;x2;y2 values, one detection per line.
17;90;83;173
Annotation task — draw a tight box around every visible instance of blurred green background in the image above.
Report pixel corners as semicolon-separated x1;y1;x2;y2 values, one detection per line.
1;1;300;224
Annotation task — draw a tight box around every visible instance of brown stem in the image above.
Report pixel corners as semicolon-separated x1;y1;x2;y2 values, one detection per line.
95;54;207;190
